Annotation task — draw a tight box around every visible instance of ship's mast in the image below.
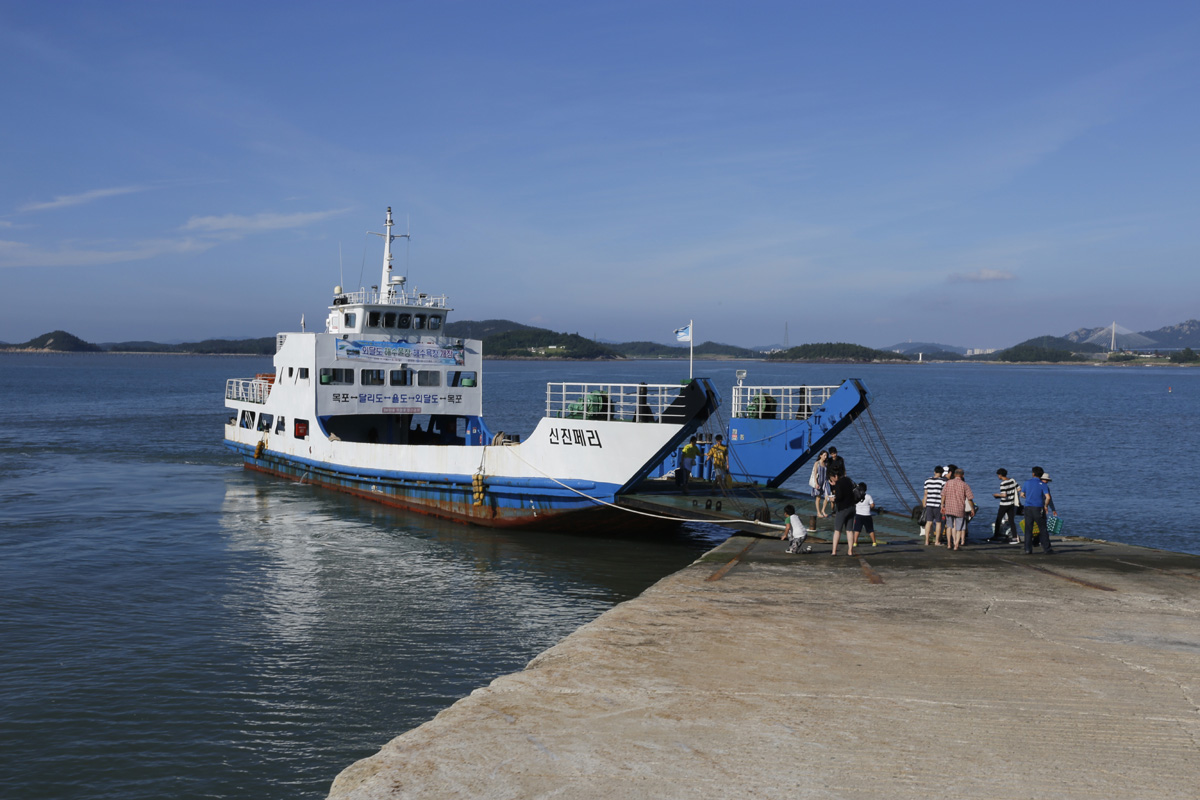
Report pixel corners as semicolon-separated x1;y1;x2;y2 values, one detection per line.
368;207;411;302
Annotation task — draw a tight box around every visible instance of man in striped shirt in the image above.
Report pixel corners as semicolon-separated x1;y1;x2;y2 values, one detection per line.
991;468;1020;542
921;466;945;546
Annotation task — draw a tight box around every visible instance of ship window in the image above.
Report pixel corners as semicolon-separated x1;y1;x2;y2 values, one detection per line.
240;410;256;429
417;369;440;387
413;314;427;329
361;369;385;386
397;313;411;329
298;368;309;379
275;416;286;434
257;413;274;432
288;367;294;377
320;367;355;385
342;312;357;328
295;419;309;439
449;370;477;388
384;312;396;328
428;315;443;331
368;311;381;327
390;368;414;386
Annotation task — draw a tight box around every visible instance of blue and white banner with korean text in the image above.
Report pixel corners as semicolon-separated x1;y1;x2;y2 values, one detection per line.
335;340;465;366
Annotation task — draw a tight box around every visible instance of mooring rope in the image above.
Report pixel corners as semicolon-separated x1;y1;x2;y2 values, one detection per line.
503;443;785;530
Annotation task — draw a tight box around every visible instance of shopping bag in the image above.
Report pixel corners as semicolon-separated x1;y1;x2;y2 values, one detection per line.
1047;515;1064;536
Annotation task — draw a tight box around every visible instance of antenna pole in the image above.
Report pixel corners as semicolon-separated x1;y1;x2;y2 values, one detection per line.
368;206;411;301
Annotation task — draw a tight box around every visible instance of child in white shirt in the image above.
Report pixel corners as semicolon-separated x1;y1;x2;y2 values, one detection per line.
852;483;877;547
780;504;809;553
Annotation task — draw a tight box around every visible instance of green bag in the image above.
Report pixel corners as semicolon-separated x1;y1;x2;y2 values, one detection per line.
1046;515;1064;536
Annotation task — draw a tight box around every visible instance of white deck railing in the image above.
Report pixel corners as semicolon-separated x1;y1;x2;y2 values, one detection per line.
339;288;450;307
546;382;691;423
731;385;838;419
226;378;273;405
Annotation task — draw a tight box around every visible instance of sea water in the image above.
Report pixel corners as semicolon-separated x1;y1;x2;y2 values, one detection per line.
1;354;1196;799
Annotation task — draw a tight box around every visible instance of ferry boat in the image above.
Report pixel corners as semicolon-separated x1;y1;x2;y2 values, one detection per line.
224;208;719;531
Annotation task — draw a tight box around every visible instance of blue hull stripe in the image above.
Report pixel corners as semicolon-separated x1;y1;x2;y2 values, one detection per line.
225;440;618;501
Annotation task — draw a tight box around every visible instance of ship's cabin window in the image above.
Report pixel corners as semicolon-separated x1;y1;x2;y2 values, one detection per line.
240;410;256;429
298;368;309;380
257;413;274;432
342;312;357;329
320;367;355;385
390;368;414;386
448;370;477;388
368;311;382;328
428;314;443;331
288;367;294;377
417;369;441;387
384;312;396;328
361;369;385;386
413;314;427;330
397;313;411;329
275;416;286;434
295;419;309;439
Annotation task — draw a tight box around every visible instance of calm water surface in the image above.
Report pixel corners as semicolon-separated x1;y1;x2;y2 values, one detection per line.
1;354;1196;799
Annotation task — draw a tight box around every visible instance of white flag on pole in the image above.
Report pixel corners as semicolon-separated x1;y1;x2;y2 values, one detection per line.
674;324;692;342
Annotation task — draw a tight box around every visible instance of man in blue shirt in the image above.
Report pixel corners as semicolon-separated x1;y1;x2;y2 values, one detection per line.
1019;467;1055;554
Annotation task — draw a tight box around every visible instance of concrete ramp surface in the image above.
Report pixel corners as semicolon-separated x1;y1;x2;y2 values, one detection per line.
328;537;1200;799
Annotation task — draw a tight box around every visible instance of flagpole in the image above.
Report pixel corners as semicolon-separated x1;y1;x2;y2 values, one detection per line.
689;319;694;380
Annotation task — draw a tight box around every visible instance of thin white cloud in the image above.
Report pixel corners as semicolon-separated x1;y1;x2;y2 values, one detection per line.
0;237;214;269
948;268;1017;284
20;185;153;212
182;208;351;233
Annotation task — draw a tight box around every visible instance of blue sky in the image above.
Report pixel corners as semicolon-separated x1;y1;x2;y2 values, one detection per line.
2;1;1197;349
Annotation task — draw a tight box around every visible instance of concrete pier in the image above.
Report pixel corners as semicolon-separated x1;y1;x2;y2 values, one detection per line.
328;533;1200;799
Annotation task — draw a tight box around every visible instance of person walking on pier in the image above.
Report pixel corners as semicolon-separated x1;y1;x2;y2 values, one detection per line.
940;468;975;551
679;437;701;494
809;450;829;517
991;468;1020;542
781;504;809;553
705;435;729;490
852;482;877;547
921;466;946;546
827;447;845;480
1020;467;1055;554
830;473;858;556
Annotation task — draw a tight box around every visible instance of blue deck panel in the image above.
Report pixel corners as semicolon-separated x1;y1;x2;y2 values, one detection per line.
726;379;870;487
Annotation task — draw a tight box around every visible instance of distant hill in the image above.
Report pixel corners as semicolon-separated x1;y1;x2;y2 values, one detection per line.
9;330;103;352
103;337;276;355
1064;319;1200;350
992;336;1100;363
444;319;539;339
882;341;966;356
767;342;910;363
1139;319;1200;349
1063;326;1109;344
614;340;760;359
484;327;620;359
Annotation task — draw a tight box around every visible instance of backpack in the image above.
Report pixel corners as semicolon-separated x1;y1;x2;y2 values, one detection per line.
852;481;866;504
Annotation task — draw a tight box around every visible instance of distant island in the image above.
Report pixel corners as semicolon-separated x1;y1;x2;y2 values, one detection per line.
4;318;1200;364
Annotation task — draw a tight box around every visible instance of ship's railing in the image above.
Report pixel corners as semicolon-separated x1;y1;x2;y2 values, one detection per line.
339;287;450;307
731;385;838;420
545;382;691;423
226;378;273;405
